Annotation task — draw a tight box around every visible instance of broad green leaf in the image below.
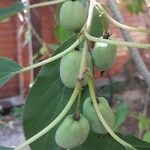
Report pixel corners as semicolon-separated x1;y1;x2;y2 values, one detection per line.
23;35;81;150
120;133;150;150
23;32;150;150
55;24;75;43
75;132;150;150
52;35;77;56
114;101;128;127
138;114;150;131
0;2;25;22
100;81;125;100
90;7;109;38
0;147;13;150
48;44;60;53
125;0;145;15
143;132;150;143
0;57;22;87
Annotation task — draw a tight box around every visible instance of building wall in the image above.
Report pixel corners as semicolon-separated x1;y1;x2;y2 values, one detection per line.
0;0;56;99
0;0;20;98
0;0;30;99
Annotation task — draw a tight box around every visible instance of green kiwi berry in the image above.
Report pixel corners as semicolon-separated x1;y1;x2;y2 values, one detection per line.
60;0;87;31
60;50;93;88
83;97;115;134
55;113;90;149
92;42;117;71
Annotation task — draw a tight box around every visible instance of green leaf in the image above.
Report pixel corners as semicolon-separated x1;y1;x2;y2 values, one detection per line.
0;147;13;150
48;44;60;53
138;114;150;131
114;101;128;127
121;133;150;150
21;32;149;150
75;132;150;150
0;57;22;87
52;35;77;56
90;7;109;38
23;35;80;150
143;131;150;143
0;2;25;22
125;0;145;15
55;24;75;43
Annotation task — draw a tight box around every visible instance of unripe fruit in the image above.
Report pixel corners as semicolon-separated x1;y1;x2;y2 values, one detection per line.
83;97;115;134
92;42;117;71
60;50;93;88
55;114;90;149
60;0;87;31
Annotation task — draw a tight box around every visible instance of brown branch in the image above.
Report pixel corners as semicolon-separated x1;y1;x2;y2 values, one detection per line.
108;1;150;136
107;0;150;88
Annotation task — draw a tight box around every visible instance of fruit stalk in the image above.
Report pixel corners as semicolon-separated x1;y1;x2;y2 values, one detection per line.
27;0;66;9
87;76;137;150
76;90;81;112
78;40;88;81
14;82;81;150
20;36;83;73
78;0;95;81
84;31;150;49
86;0;96;30
96;3;150;34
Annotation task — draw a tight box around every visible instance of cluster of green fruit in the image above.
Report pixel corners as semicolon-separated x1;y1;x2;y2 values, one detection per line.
55;97;115;149
54;0;117;148
59;0;117;89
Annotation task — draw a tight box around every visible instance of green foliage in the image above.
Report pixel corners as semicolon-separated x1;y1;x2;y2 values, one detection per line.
23;35;89;150
125;0;145;15
0;1;149;149
114;101;128;127
101;81;125;99
0;58;22;87
48;44;60;53
138;114;150;131
75;132;150;150
0;2;25;22
143;131;150;143
55;24;74;43
23;61;72;150
90;7;109;37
